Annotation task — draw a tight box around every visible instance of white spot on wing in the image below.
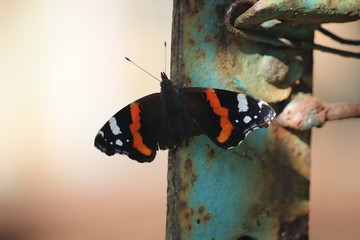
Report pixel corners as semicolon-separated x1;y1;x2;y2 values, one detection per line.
258;100;267;108
98;131;104;137
115;139;123;146
235;119;239;123
237;94;248;112
243;116;251;123
254;115;258;119
109;117;121;135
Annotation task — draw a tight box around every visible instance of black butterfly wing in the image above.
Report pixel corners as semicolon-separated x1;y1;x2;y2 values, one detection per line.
94;93;161;163
181;88;276;149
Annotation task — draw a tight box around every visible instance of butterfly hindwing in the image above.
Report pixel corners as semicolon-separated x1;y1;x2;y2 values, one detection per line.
95;93;161;162
181;88;276;149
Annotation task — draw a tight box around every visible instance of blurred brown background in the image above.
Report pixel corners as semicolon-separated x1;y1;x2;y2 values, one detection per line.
0;0;359;239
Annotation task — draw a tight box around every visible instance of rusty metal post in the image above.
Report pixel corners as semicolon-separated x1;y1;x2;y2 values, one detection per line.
166;0;359;239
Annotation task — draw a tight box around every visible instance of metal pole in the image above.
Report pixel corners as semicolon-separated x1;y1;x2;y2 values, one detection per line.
166;0;358;239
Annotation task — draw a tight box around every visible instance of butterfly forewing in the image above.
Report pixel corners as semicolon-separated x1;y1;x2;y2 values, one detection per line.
95;93;161;162
181;87;276;149
219;90;276;146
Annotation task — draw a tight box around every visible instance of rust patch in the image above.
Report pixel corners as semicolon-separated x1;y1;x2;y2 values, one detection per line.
198;206;205;214
187;224;193;232
197;23;203;32
207;148;216;160
179;199;194;227
184;0;204;17
185;158;193;172
204;35;212;42
179;200;188;210
203;213;211;224
190;208;194;216
188;38;196;46
195;50;206;60
180;74;192;87
181;183;189;193
196;205;212;225
183;157;197;185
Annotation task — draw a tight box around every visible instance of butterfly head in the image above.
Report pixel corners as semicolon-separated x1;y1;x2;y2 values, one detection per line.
160;72;174;89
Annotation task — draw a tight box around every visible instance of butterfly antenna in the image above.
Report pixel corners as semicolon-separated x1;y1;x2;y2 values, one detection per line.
124;57;161;82
164;41;167;75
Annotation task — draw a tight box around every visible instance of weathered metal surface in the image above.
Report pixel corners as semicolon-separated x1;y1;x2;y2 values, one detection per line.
277;93;360;130
165;0;358;239
224;0;360;59
231;0;360;29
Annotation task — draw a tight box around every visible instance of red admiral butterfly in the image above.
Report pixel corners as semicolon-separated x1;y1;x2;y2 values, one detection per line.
95;72;276;163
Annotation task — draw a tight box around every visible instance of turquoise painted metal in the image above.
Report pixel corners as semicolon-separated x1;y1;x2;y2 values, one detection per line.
231;0;360;27
166;0;359;239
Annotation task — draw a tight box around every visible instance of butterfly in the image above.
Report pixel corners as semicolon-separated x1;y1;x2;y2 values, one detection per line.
94;72;276;163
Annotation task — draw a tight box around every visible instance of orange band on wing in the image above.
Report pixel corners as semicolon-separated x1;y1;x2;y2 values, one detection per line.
129;103;152;156
205;89;234;143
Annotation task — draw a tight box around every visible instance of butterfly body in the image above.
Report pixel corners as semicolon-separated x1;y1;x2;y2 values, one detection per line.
158;73;195;149
95;72;276;163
